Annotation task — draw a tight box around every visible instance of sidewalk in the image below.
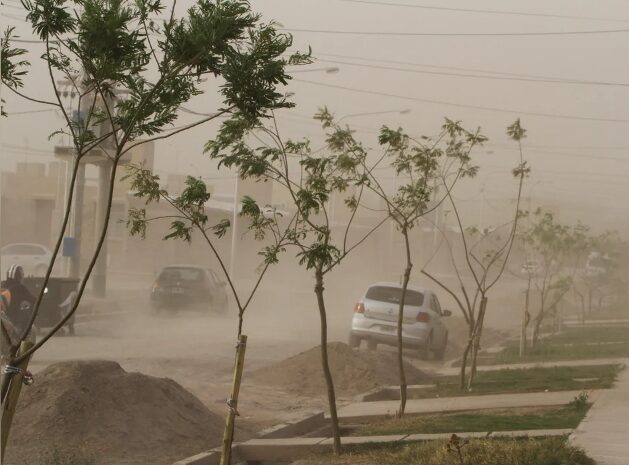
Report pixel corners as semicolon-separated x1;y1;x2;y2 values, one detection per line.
571;361;629;465
338;389;600;420
438;357;627;376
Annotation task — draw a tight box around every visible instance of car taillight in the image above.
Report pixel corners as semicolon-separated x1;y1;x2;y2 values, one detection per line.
416;312;430;323
354;302;365;314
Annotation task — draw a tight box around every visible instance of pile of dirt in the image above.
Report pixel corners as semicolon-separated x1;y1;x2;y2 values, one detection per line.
4;360;228;465
249;342;430;397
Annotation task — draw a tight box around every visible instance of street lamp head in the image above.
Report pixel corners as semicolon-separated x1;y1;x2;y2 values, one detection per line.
324;67;340;74
399;109;411;115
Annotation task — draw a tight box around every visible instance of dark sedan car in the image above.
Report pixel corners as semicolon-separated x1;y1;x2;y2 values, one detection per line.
150;265;229;313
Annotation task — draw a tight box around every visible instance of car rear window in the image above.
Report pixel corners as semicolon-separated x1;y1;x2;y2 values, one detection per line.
366;286;424;306
159;268;204;282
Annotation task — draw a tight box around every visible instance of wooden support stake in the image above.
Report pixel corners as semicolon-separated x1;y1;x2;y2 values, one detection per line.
220;334;247;465
1;341;35;461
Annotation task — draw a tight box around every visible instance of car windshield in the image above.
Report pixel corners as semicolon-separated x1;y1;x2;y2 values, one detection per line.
366;286;424;306
158;267;204;283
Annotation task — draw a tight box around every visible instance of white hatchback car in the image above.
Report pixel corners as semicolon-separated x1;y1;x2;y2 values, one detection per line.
349;282;451;360
1;243;54;278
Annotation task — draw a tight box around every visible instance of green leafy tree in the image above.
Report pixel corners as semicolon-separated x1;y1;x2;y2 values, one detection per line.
312;110;485;417
422;119;529;390
206;111;387;454
0;0;307;456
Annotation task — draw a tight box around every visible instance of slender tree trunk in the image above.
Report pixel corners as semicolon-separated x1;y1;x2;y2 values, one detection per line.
520;280;531;358
314;268;341;454
587;289;593;314
467;296;487;389
578;292;586;325
459;318;474;390
396;230;413;418
531;291;546;348
459;338;472;390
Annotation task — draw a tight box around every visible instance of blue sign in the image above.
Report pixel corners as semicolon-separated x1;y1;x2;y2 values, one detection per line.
63;237;76;257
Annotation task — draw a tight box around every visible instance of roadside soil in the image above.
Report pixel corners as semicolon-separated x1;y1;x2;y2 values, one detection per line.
16;285;510;464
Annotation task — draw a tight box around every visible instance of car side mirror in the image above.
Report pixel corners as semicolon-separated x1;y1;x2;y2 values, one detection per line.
442;309;452;317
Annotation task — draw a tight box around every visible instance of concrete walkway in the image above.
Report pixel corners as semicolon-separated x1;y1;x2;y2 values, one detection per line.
338;389;600;420
571;361;629;465
438;357;626;376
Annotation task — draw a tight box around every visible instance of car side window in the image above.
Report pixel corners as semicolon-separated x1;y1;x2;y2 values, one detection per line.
434;296;442;315
431;296;442;316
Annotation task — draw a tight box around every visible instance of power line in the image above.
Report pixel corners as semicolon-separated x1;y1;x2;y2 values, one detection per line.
486;145;629;163
293;78;629;124
314;52;626;84
283;27;629;37
1;3;26;12
2;12;28;22
316;58;629;88
4;108;57;115
343;0;629;23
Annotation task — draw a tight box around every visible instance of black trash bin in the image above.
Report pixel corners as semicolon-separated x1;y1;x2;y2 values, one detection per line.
22;277;80;336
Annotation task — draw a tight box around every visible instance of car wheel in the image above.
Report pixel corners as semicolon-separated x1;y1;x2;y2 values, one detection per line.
348;334;361;349
418;334;432;360
367;339;378;351
434;332;447;360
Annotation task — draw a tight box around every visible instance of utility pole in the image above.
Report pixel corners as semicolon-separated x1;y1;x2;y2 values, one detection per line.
91;91;116;298
55;79;86;280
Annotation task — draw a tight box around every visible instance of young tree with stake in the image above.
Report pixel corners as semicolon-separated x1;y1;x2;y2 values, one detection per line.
206;110;389;454
125;168;297;465
0;0;307;456
422;119;529;390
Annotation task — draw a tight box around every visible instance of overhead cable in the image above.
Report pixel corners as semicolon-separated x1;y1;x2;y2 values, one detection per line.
293;78;629;124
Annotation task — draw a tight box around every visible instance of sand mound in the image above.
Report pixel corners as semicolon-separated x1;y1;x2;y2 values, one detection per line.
4;360;226;465
249;342;430;397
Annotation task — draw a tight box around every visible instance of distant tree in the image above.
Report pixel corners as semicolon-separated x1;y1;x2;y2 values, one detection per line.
0;0;307;456
520;210;579;347
313;111;484;417
573;231;626;320
206;110;388;454
422;119;529;389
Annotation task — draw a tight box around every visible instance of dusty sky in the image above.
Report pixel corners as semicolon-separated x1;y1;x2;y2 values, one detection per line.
2;0;629;230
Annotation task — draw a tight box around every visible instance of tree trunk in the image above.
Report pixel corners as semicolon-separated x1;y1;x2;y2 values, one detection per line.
1;341;34;460
314;268;341;454
531;291;545;348
396;231;413;418
459;337;473;390
520;281;531;358
220;334;247;465
531;316;542;348
467;296;487;389
459;315;475;391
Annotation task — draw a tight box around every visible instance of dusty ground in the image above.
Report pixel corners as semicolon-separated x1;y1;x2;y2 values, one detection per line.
18;273;517;463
